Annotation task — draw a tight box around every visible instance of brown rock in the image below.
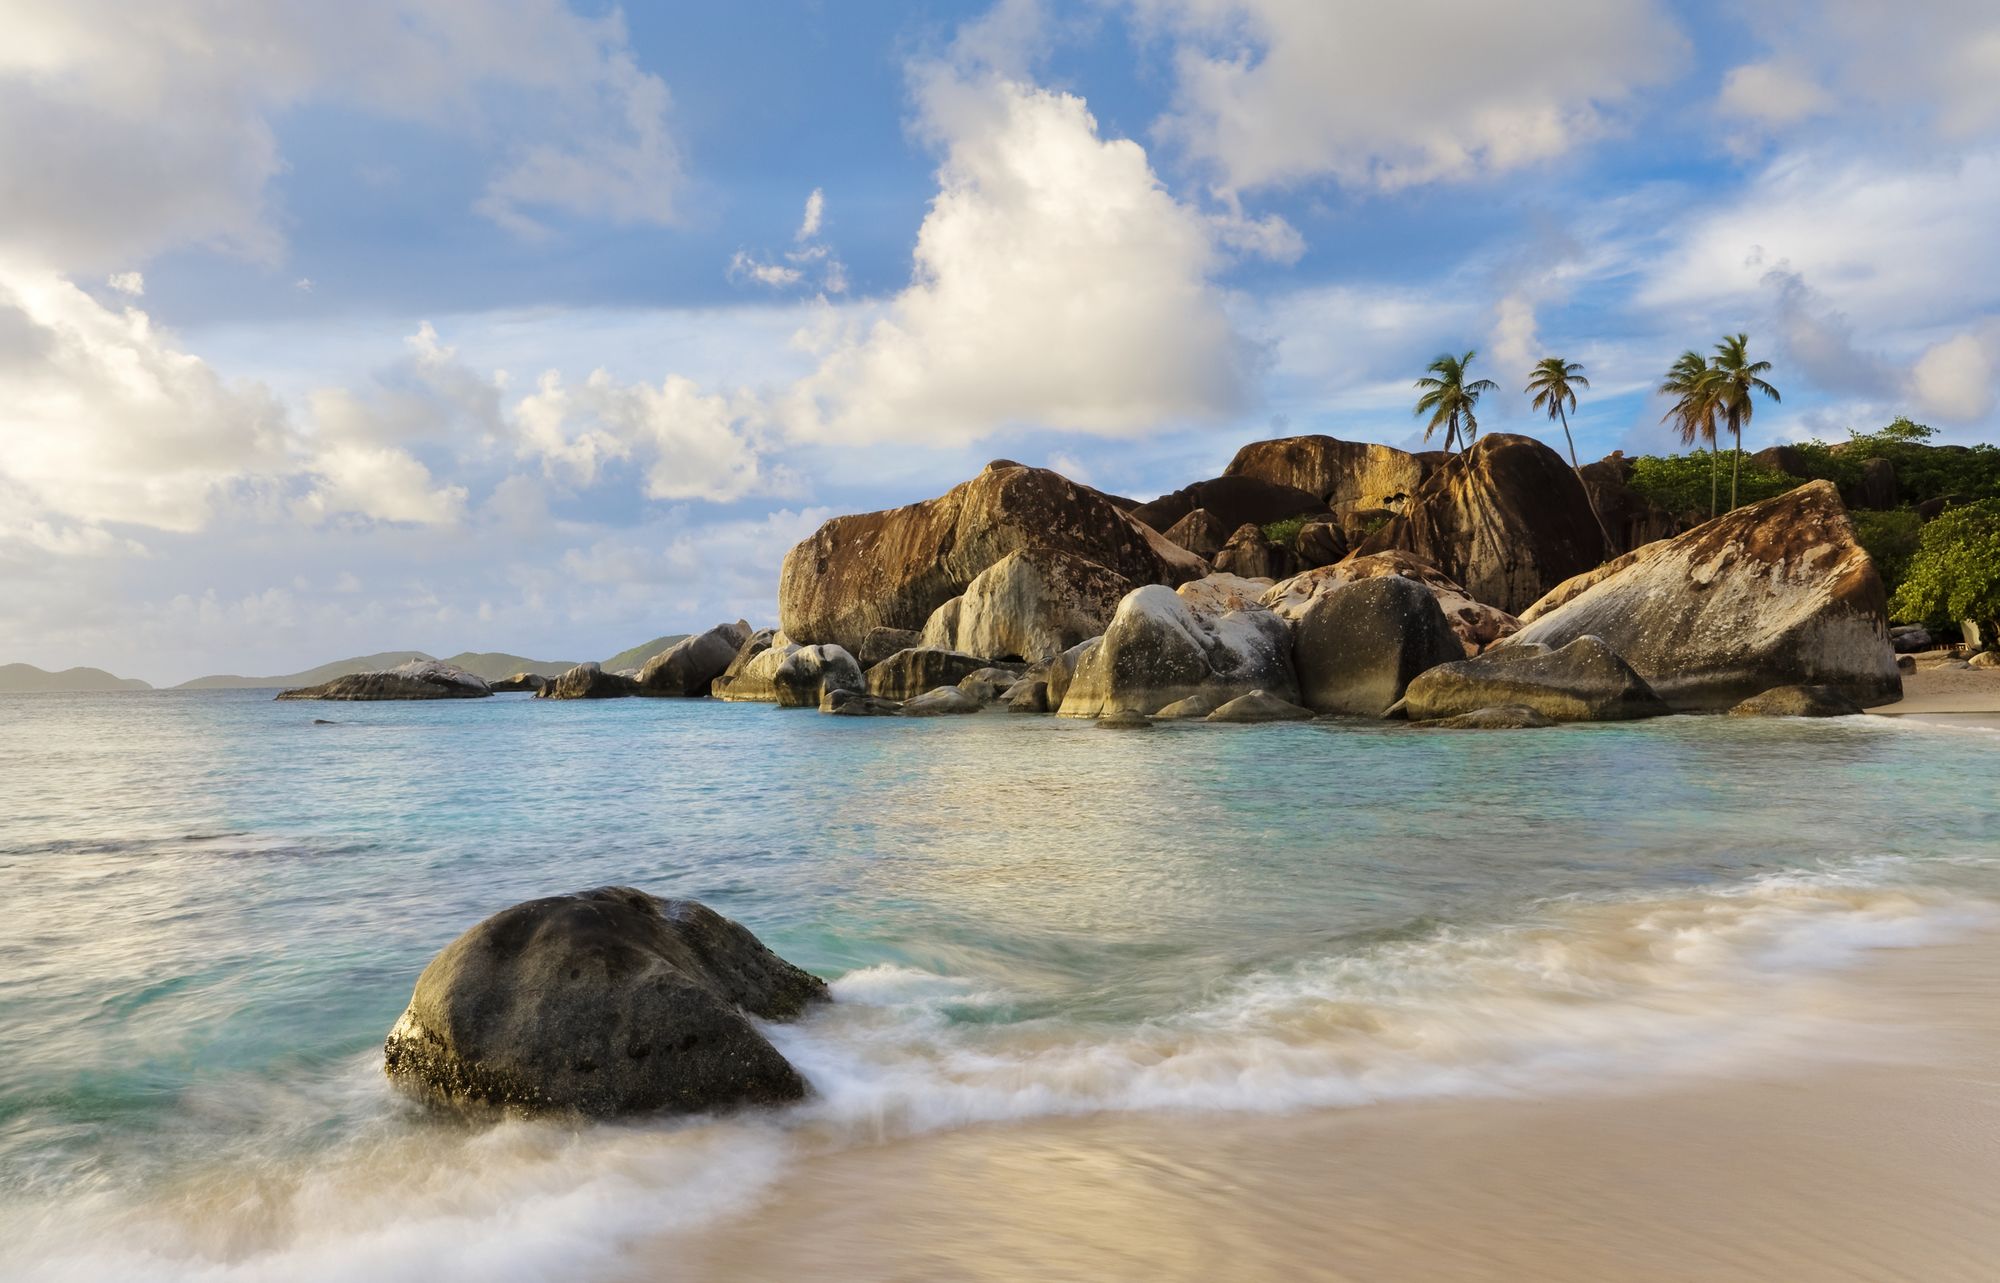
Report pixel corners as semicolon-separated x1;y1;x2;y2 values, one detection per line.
1225;435;1443;511
1162;508;1232;561
1214;523;1298;581
1131;475;1327;535
1263;551;1519;655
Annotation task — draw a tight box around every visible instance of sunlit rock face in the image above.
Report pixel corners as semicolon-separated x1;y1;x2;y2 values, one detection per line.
1509;481;1901;710
1392;636;1669;724
636;622;751;697
1291;575;1464;718
1263;551;1518;655
1223;434;1443;512
919;549;1135;664
1057;584;1295;718
778;461;1205;656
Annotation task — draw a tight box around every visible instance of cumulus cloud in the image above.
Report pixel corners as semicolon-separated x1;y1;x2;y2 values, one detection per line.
1134;0;1686;191
515;369;777;503
1911;327;2000;422
727;189;848;294
780;67;1255;444
1718;61;1831;128
0;0;683;271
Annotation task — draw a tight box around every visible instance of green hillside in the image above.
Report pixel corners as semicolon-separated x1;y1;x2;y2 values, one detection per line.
437;652;579;681
178;649;579;689
600;634;690;673
0;663;152;693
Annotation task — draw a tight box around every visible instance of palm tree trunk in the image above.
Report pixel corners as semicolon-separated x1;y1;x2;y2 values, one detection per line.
1559;407;1614;555
1707;445;1717;519
1731;422;1742;509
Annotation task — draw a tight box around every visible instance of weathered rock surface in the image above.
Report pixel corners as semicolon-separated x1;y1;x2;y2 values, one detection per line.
1038;639;1096;713
1392;637;1669;723
1206;689;1314;723
1096;709;1154;730
1292;575;1465;716
904;686;984;716
778;461;1205;654
920;549;1133;663
1001;679;1050;713
1154;691;1224;719
1263;552;1519;654
1969;651;2000;670
488;672;548;693
1727;685;1864;717
536;662;638;700
820;689;903;716
382;887;826;1117
711;632;793;703
1162;508;1232;561
1058;584;1296;718
1131;475;1327;535
1225;435;1442;511
1214;523;1298;581
1293;520;1348;569
1508;481;1902;709
957;667;1020;704
278;660;492;701
1579;453;1683;555
773;645;865;709
637;622;752;697
1416;704;1557;730
1857;457;1897;510
1358;434;1608;615
858;627;924;670
866;647;1002;700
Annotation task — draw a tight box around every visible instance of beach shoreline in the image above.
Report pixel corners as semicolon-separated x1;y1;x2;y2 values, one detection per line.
1871;660;2000;731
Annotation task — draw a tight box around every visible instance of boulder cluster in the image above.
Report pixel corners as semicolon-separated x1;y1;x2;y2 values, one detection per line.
284;432;1904;725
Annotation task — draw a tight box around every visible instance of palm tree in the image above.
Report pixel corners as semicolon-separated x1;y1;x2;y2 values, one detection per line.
1710;333;1780;510
1659;350;1723;518
1525;356;1611;550
1413;350;1498;459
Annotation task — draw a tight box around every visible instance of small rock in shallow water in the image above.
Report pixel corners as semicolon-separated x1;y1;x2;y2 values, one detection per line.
1206;689;1315;723
1096;709;1154;730
1416;704;1556;730
820;688;903;716
1726;685;1865;718
904;686;983;716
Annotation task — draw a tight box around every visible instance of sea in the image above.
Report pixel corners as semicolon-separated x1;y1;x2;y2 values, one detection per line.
3;688;1998;1281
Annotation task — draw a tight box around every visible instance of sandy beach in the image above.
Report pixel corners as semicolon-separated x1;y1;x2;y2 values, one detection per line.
655;928;2000;1283
1871;658;2000;730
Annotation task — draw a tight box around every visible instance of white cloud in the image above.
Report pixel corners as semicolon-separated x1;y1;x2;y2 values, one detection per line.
728;189;848;294
0;0;683;272
105;271;144;297
780;69;1253;444
1135;0;1686;191
797;188;825;240
515;370;776;503
1911;328;2000;422
728;252;805;289
295;444;468;526
1718;61;1831;128
1488;292;1541;383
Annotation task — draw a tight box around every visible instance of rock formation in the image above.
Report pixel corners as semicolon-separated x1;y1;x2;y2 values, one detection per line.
1726;685;1865;717
1057;584;1296;717
1206;689;1314;722
1291;575;1465;716
857;627;924;669
537;662;638;700
778;461;1204;654
1162;508;1232;561
1391;637;1669;723
383;887;825;1117
1357;434;1607;615
1416;704;1557;730
488;673;547;693
1130;475;1327;535
711;632;793;703
1223;434;1442;512
772;645;865;709
637;622;752;697
1263;551;1519;653
904;686;984;716
820;689;903;716
1508;481;1901;709
918;549;1133;663
1214;523;1298;581
276;659;492;700
865;647;1007;700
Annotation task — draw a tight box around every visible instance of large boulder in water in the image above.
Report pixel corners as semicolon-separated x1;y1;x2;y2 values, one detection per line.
537;662;638;700
865;647;1007;700
857;627;923;669
1130;475;1327;535
383;887;826;1117
1357;434;1608;615
1058;584;1296;717
1509;481;1901;709
1292;575;1465;716
1263;551;1519;654
778;461;1205;655
1224;435;1443;511
710;631;792;702
1391;636;1668;723
488;672;548;693
636;622;752;697
919;549;1133;663
772;644;865;709
278;660;492;701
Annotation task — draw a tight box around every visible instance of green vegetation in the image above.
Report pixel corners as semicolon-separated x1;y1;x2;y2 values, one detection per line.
1787;418;2000;504
1412;350;1497;457
1625;450;1798;517
1261;515;1309;546
1709;333;1780;509
1525;355;1609;546
1657;350;1724;517
1890;499;2000;637
1849;509;1923;593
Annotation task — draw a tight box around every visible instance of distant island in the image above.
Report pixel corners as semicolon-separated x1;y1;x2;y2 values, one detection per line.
0;663;152;693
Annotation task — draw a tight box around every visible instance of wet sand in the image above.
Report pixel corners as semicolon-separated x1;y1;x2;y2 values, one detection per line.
1874;659;2000;725
650;932;2000;1283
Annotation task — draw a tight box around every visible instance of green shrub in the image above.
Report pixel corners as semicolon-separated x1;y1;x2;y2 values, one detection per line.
1890;499;2000;632
1849;509;1922;596
1261;515;1309;546
1795;417;2000;507
1624;450;1802;517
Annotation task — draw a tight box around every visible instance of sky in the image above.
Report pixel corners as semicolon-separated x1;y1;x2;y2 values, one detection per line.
5;0;2000;684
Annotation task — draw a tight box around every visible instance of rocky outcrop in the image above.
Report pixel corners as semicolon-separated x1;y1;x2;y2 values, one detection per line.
711;633;793;703
1039;638;1096;713
1154;691;1224;719
1293;520;1348;569
1225;435;1442;512
773;645;865;709
1727;685;1864;717
1162;508;1231;561
1263;552;1518;654
858;627;924;669
637;622;752;697
1214;523;1298;581
919;549;1133;663
1858;457;1897;510
778;461;1205;655
1357;434;1607;615
1391;637;1669;723
1096;710;1154;730
1058;585;1296;718
1416;704;1557;730
904;687;983;716
866;647;1003;700
1177;573;1275;615
1206;690;1314;722
1131;475;1327;535
1579;454;1682;555
1001;679;1050;712
1292;575;1464;716
536;663;638;700
382;887;826;1117
1508;481;1902;709
277;660;492;701
488;672;548;693
957;667;1020;704
821;689;903;716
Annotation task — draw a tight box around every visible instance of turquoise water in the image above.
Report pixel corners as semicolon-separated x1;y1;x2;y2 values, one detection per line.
3;690;1999;1281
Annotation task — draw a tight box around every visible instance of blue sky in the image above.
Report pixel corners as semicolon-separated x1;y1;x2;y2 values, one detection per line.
5;0;1999;683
